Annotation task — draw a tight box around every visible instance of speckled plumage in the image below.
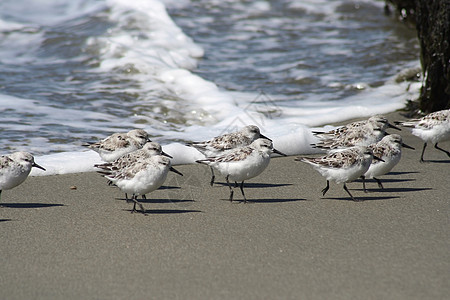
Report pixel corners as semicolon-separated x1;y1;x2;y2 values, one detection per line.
0;152;45;204
85;129;151;162
95;142;171;173
187;125;270;157
187;125;270;186
397;109;450;161
362;134;414;191
196;138;285;202
312;115;400;150
95;153;182;214
296;146;375;201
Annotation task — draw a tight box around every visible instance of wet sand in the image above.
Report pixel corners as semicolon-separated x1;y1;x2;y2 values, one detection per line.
1;111;449;299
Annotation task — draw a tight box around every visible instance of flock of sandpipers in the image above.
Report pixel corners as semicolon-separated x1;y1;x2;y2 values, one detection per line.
1;109;449;213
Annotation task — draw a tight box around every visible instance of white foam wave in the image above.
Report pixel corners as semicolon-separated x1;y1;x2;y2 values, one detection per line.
88;0;203;71
0;0;421;176
31;73;420;176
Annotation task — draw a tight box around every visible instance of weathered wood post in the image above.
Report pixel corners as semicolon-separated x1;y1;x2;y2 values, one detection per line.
386;0;450;113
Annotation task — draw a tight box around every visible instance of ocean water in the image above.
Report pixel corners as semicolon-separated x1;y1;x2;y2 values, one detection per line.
0;0;421;175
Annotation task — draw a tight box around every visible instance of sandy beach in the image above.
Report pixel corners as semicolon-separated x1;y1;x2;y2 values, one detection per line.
1;111;449;299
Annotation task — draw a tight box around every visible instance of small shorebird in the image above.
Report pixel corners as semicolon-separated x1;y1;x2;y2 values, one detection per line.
196;138;286;203
84;129;151;162
312;115;400;150
95;141;173;199
96;154;183;214
361;134;414;192
396;109;450;162
187;125;271;186
296;146;381;201
0;152;46;205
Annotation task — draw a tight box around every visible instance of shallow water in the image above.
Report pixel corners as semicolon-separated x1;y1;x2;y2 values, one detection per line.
0;0;421;174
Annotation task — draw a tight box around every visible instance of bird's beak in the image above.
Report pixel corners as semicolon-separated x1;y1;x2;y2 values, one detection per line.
33;162;46;171
170;167;183;176
260;134;272;142
373;155;385;162
401;142;415;150
162;151;173;159
387;122;402;131
273;148;287;157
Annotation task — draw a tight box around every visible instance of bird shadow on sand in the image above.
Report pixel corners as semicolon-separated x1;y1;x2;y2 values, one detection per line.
219;198;306;204
0;219;12;223
158;185;182;190
124;208;202;215
354;177;416;185
386;171;419;176
245;198;306;203
420;159;450;164
325;195;400;202
0;203;65;209
116;198;194;204
142;198;195;204
215;182;292;188
355;187;432;193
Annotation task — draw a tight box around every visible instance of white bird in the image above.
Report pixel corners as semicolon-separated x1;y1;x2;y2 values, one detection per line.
196;138;285;203
187;125;271;186
296;146;380;201
95;141;173;199
396;109;450;162
361;134;414;192
96;155;182;214
0;152;46;205
96;142;173;170
84;129;152;162
312;115;400;150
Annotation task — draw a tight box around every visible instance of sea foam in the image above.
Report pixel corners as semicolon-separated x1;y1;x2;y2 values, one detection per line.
0;0;421;176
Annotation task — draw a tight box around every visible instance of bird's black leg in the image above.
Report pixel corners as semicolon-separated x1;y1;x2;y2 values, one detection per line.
420;142;427;162
0;190;2;207
226;175;234;202
434;143;450;157
343;183;357;201
239;181;247;203
321;180;330;196
125;193;131;203
131;195;137;213
361;176;368;193
210;167;215;186
374;177;384;189
130;195;146;214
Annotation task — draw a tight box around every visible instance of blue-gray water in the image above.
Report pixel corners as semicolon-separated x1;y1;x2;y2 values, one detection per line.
0;0;420;174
